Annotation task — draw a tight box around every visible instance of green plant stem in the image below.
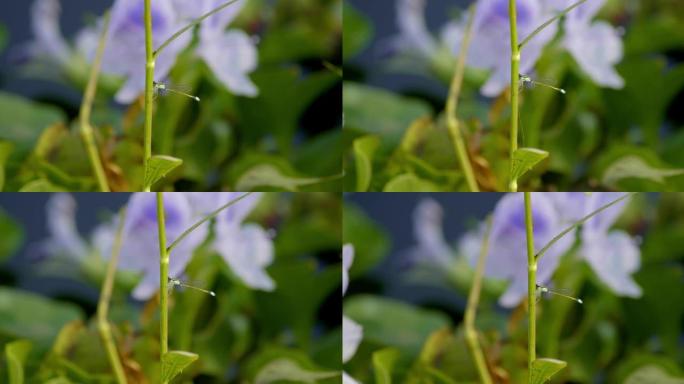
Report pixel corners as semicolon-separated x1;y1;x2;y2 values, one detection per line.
509;0;520;192
156;192;169;383
166;192;253;254
143;0;155;192
154;0;241;57
446;4;479;192
97;208;127;384
524;192;536;373
519;0;588;50
464;216;493;384
79;11;111;192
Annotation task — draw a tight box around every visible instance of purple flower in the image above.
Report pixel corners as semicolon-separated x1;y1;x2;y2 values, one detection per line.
458;192;640;307
39;193;90;261
27;0;71;65
410;198;453;268
553;0;625;88
116;193;208;299
342;244;363;372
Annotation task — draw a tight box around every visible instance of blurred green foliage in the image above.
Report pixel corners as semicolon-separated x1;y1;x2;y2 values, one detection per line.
343;193;684;383
0;193;342;383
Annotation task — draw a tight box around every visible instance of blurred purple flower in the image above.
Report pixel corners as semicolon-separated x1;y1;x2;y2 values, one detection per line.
342;244;363;376
410;198;453;268
393;0;623;96
39;193;90;261
28;0;71;65
552;0;625;88
116;193;207;299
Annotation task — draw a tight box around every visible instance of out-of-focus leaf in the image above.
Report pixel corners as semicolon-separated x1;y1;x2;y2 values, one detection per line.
254;358;338;384
0;92;65;187
235;163;335;191
344;83;432;151
161;351;198;383
601;155;684;189
6;340;32;384
17;179;68;192
372;348;401;384
143;155;183;188
0;288;83;349
625;15;684;55
0;24;7;54
343;3;373;60
344;295;450;358
353;135;380;191
0;141;13;191
0;207;23;264
510;148;549;181
624;365;684;384
383;173;442;192
342;203;389;277
529;358;567;384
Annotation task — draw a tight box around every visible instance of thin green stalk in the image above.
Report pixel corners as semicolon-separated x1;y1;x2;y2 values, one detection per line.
154;0;241;57
524;192;536;373
464;216;493;384
143;0;155;192
79;11;111;192
166;192;253;254
156;192;169;384
535;193;634;261
519;0;588;50
97;208;128;384
509;0;520;192
446;4;479;192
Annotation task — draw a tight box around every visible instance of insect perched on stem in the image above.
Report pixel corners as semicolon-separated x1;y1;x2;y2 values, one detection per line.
536;283;583;304
153;81;201;102
519;74;566;95
168;277;215;296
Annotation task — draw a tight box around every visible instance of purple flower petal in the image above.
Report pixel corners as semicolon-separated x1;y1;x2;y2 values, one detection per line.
412;198;453;268
342;315;363;363
213;223;275;291
30;0;71;65
343;244;354;296
581;230;642;297
197;30;258;97
564;21;624;88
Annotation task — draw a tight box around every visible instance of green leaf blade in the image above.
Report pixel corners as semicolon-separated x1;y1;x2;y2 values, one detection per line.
5;340;32;384
511;147;549;181
529;358;567;384
353;135;380;192
161;350;199;383
144;155;183;188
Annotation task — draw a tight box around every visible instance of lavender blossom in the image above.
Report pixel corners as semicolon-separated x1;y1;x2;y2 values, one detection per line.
39;193;90;261
552;0;625;88
28;0;71;65
342;244;363;378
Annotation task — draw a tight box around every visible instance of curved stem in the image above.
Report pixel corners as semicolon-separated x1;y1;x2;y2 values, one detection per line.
524;192;537;374
143;0;155;192
79;11;111;192
446;4;479;192
156;192;169;383
464;216;493;384
154;0;241;57
519;0;588;50
509;0;520;192
97;208;128;384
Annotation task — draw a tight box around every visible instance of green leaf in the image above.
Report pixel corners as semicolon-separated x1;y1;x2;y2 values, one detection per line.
0;140;13;191
254;358;339;384
144;155;183;188
373;348;401;384
17;179;68;192
5;340;32;384
344;83;432;151
353;135;380;191
161;350;198;383
235;164;334;191
342;204;390;277
529;358;567;384
343;2;373;60
383;173;441;192
0;24;7;54
624;365;684;384
0;288;83;349
344;295;450;358
601;155;684;189
510;148;549;181
0;208;23;264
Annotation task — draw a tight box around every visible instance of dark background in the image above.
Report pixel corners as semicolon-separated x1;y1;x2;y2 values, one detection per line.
345;192;501;313
0;1;110;97
346;0;471;95
0;193;129;299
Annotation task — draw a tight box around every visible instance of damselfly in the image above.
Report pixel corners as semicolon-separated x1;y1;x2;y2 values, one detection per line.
168;277;215;297
153;81;200;102
536;283;582;304
519;74;566;95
